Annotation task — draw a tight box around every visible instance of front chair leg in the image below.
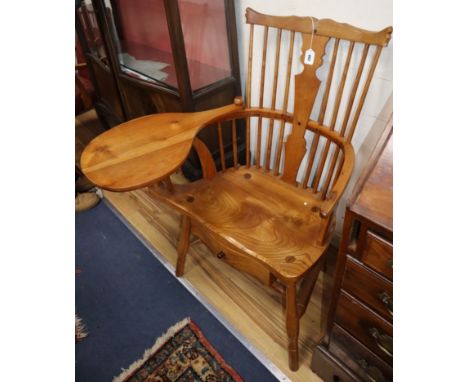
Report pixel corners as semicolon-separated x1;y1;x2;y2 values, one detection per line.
285;282;299;371
176;215;191;277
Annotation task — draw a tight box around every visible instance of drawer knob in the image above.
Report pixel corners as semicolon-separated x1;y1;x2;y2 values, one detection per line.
216;252;225;259
368;327;393;357
378;291;393;316
357;359;387;382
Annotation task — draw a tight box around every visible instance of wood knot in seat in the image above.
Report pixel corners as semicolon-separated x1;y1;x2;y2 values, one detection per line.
244;173;251;179
310;206;327;218
285;256;296;263
186;195;195;203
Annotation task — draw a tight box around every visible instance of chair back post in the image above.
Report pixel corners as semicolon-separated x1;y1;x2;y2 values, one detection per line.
240;7;391;197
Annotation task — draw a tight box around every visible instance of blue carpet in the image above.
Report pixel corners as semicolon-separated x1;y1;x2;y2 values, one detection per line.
75;202;277;382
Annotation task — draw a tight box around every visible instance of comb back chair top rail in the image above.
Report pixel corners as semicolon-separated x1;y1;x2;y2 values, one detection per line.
245;8;392;46
81;7;392;372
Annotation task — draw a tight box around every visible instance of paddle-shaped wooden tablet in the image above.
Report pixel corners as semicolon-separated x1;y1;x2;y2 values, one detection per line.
81;102;242;191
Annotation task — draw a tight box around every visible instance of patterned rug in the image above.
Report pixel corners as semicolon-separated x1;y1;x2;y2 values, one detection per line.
113;318;243;382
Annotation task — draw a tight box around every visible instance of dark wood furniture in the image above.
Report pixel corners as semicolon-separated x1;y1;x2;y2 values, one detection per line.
81;8;392;371
75;0;243;180
312;119;393;381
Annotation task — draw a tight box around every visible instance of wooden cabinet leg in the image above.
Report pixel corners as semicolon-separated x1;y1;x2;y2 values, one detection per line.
286;282;299;371
176;215;191;277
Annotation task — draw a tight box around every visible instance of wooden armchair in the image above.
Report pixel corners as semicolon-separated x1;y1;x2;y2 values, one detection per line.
81;8;392;371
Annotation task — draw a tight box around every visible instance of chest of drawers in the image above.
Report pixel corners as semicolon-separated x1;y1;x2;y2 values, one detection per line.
312;120;393;381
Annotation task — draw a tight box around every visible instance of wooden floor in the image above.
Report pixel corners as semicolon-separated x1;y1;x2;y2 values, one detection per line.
104;185;336;382
77;109;336;381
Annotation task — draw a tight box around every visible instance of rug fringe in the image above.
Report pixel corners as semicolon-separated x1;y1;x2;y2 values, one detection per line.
112;317;191;382
75;315;88;342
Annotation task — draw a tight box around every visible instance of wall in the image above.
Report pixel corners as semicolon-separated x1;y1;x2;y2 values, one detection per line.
234;0;393;238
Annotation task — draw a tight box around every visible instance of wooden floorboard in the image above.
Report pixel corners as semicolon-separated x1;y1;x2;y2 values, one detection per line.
104;185;336;382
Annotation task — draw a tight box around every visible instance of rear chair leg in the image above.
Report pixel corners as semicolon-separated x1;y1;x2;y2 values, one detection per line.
176;215;191;277
297;257;325;318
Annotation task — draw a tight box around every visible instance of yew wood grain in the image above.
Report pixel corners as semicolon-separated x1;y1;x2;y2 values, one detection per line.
149;167;329;281
103;187;330;381
81;102;242;191
256;25;269;169
265;28;282;170
281;34;329;185
81;7;392;372
301;38;340;189
245;7;392;46
273;30;295;176
192;138;217;180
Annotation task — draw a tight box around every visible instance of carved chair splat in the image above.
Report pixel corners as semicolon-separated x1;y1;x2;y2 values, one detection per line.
81;8;392;371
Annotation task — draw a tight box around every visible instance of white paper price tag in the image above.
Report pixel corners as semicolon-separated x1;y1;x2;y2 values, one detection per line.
304;49;315;65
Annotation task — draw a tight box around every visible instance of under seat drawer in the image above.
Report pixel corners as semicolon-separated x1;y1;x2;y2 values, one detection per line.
191;223;272;286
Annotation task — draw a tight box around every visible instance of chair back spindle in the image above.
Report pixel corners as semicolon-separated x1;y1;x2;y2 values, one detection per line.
265;28;282;171
273;30;295;175
255;26;270;168
217;122;226;172
245;24;254;168
212;8;391;200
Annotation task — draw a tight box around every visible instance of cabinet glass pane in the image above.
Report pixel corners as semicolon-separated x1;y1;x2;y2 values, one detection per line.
178;0;232;90
107;0;177;87
78;0;107;61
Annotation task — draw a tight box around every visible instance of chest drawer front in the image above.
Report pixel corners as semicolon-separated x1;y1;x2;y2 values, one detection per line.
329;324;392;381
335;291;393;364
312;346;360;382
342;256;393;322
361;230;393;280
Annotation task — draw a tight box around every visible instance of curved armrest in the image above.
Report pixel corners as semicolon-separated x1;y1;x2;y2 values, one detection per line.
312;142;354;246
319;142;355;218
81;98;244;192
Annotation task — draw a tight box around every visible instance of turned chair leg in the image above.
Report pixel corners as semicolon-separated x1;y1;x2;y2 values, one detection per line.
285;282;299;371
176;215;191;277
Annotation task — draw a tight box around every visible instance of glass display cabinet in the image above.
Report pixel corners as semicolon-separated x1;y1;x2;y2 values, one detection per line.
76;0;244;180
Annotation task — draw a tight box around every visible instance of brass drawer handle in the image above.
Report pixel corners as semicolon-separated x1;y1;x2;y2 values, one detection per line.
377;291;393;316
357;359;387;382
216;252;225;259
368;327;393;357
